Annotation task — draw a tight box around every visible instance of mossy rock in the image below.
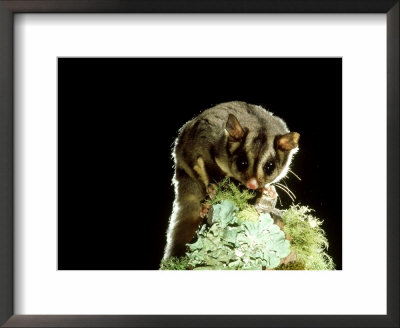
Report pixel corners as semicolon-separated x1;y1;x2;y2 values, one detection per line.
161;178;335;271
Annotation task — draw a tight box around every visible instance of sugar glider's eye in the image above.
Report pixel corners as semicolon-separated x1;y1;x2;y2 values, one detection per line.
264;160;275;175
236;155;248;172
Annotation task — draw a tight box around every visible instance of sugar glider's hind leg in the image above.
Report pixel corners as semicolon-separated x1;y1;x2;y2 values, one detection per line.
163;168;206;260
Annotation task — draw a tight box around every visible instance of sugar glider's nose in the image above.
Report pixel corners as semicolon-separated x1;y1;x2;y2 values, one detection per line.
246;178;258;190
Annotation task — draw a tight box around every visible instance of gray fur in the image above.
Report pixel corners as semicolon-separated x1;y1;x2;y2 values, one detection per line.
163;101;299;259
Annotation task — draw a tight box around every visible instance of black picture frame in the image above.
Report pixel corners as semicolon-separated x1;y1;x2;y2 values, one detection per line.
0;1;398;327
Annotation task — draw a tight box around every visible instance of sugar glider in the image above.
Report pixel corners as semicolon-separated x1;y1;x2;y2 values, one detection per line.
163;101;300;259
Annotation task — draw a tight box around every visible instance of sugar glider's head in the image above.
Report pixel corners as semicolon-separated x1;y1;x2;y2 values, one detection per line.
224;113;300;191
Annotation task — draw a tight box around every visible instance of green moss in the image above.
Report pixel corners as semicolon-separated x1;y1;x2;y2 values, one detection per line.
209;178;256;211
160;256;190;270
161;179;335;271
209;178;259;224
281;205;335;270
237;206;259;224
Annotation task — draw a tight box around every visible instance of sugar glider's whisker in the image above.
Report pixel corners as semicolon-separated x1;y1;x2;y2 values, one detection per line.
281;180;297;200
275;184;295;202
275;182;296;201
288;169;301;181
278;182;296;200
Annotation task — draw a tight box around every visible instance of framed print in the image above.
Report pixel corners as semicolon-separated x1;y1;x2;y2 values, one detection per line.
0;1;398;327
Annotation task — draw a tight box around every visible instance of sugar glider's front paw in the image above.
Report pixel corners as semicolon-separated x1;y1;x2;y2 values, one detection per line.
206;183;218;199
200;202;211;218
255;185;279;215
263;185;278;199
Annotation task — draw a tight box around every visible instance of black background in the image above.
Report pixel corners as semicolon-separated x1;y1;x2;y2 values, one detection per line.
58;58;342;270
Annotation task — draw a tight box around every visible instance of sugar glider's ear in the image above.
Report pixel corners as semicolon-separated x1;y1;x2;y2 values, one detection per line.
226;114;246;141
275;132;300;151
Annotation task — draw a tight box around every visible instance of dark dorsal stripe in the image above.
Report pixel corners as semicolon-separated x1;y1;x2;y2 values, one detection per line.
252;131;267;176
